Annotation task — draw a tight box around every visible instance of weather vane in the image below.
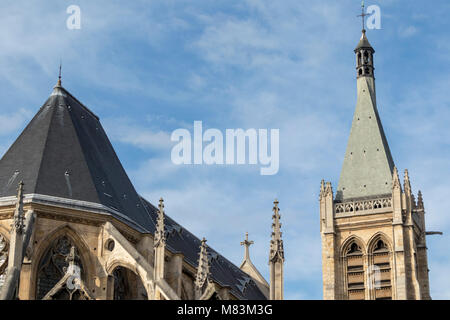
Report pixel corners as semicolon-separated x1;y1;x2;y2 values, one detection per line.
357;0;368;31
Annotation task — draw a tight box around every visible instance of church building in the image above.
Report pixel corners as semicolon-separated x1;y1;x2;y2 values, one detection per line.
0;75;284;300
320;27;433;300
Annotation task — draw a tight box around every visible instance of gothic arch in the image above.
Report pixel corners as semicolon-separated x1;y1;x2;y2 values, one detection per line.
29;224;95;299
367;232;393;300
341;236;366;300
340;235;366;257
105;259;139;277
0;230;10;291
105;257;150;293
105;260;147;300
367;232;392;253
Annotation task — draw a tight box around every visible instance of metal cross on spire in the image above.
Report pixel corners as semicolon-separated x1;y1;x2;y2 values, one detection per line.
357;0;368;32
240;232;254;261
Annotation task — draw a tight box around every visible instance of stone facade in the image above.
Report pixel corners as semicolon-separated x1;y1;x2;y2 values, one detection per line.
320;171;431;300
0;177;276;300
320;30;432;300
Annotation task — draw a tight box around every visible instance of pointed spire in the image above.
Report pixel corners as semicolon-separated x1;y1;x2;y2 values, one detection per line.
324;181;333;198
240;232;254;262
153;198;166;282
336;26;394;200
269;199;284;300
411;193;417;209
319;179;325;200
404;169;411;193
269;199;284;263
195;238;211;291
13;181;25;234
417;191;424;209
154;197;166;246
392;166;401;190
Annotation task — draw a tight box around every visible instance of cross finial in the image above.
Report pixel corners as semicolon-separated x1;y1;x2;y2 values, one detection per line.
357;0;367;32
240;232;254;261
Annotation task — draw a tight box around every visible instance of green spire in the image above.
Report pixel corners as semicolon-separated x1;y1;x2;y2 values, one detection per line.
336;33;395;201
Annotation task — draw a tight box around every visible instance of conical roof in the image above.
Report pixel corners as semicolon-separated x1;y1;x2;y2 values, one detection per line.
336;74;395;201
0;83;154;232
355;30;374;52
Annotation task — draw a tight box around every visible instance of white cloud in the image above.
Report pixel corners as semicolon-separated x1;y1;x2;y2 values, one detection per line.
1;0;449;300
194;19;279;68
0;108;32;136
103;117;172;151
399;25;418;38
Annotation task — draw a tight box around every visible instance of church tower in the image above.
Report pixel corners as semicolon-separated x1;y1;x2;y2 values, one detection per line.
319;27;432;300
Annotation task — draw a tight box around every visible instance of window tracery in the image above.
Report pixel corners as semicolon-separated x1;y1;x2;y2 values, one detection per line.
344;241;365;300
0;235;8;290
36;236;85;300
370;239;392;300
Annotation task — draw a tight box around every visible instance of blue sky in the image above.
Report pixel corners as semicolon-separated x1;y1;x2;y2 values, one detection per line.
0;0;449;299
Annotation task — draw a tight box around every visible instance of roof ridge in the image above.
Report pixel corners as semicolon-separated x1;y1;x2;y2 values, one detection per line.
31;100;58;195
58;86;99;120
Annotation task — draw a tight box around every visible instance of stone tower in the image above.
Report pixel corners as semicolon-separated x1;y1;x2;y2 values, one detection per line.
319;29;432;300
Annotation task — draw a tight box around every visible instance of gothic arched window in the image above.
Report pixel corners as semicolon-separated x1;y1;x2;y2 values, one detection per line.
36;236;85;300
370;239;392;300
0;234;9;290
111;266;147;300
112;267;129;300
344;241;365;300
363;51;369;64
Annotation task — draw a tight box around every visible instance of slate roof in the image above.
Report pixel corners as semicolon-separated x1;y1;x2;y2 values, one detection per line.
0;83;267;300
141;199;267;300
0;84;153;232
